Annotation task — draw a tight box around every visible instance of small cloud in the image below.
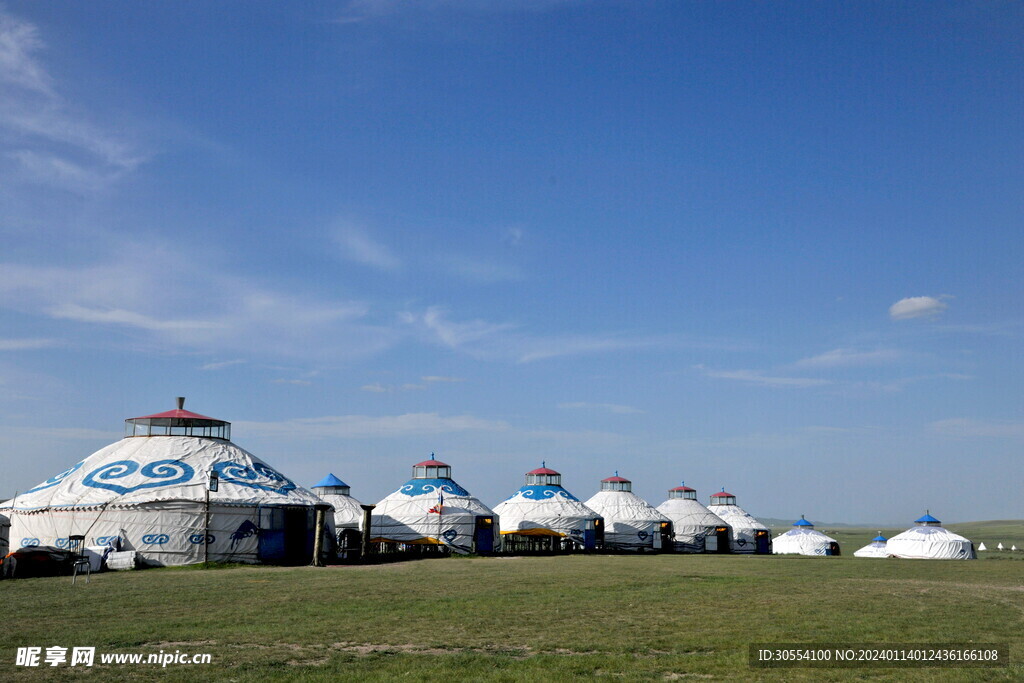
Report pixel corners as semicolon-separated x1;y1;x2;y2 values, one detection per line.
49;303;223;332
422;375;465;383
360;383;389;393
558;402;644;415
332;223;400;271
793;348;902;368
0;337;56;351
889;296;949;320
697;365;831;388
201;359;246;371
503;227;524;247
929;417;1024;440
272;378;312;386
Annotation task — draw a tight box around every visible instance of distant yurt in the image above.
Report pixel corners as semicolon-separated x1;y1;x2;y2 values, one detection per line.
886;513;976;560
772;516;840;556
707;490;771;554
656;483;732;553
312;474;365;560
997;542;1005;551
493;464;603;552
854;534;889;558
369;457;498;555
0;399;329;567
977;542;988;551
583;473;671;551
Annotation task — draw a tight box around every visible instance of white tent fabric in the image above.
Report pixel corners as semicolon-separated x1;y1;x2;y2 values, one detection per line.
493;486;601;545
707;503;770;554
773;528;838;556
0;436;324;566
656;497;730;552
886;525;976;560
583;490;669;551
854;540;889;558
318;492;364;531
370;477;498;554
997;542;1004;550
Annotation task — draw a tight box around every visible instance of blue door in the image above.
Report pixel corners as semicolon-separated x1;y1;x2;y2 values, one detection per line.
258;506;286;561
474;516;494;554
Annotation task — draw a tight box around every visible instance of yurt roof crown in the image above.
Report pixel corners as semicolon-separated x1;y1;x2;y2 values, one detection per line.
413;455;451;479
793;516;814;528
915;512;941;526
709;489;736;506
313;473;350;495
600;472;631;492
525;462;560;486
668;482;697;500
124;397;230;440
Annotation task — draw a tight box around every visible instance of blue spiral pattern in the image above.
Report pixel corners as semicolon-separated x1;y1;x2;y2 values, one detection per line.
188;533;215;545
213;461;296;495
141;533;170;545
82;459;195;494
510;485;580;502
21;538;40;547
96;535;120;546
398;478;470;497
23;461;85;494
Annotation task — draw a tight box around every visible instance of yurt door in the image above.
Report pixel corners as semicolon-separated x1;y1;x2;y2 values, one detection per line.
474;516;494;554
258;506;286;561
755;530;771;554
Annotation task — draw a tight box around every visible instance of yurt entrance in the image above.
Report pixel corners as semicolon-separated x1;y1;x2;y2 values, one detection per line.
474;516;495;554
707;526;730;553
657;521;673;552
755;529;771;554
258;506;315;565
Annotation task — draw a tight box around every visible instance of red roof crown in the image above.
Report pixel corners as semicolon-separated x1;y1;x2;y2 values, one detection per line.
711;491;735;498
414;459;449;467
670;485;696;492
528;466;560;475
602;475;631;483
132;408;219;421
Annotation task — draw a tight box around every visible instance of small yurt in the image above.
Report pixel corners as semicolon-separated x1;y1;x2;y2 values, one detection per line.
369;457;498;555
583;473;672;552
772;516;840;556
854;534;889;558
0;399;329;567
656;483;732;553
977;542;988;551
312;474;365;560
493;464;603;552
886;513;976;560
707;490;771;554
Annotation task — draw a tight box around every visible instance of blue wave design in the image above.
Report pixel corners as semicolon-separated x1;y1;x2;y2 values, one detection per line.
55;538;71;549
511;485;580;502
82;459;195;494
23;461;85;494
96;535;120;546
214;461;296;495
397;478;470;497
21;538;39;547
188;533;215;545
141;533;170;545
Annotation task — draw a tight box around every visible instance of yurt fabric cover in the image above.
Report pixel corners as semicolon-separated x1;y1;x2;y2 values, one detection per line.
709;503;769;554
886;525;976;560
583;490;670;550
494;486;600;543
0;436;324;566
370;477;497;554
656;497;729;552
772;527;838;556
853;536;888;558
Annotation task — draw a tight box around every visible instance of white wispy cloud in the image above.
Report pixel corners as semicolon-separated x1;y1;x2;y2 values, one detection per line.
793;348;903;368
332;223;401;271
889;296;949;320
435;253;522;283
360;383;389;393
928;418;1024;440
201;359;247;371
0;337;57;351
272;378;312;386
237;412;511;439
422;375;465;383
49;303;225;333
558;401;644;415
696;365;831;388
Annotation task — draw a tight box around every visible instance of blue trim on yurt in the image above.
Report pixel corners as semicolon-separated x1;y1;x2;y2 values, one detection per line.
915;513;940;524
313;473;348;488
872;535;887;542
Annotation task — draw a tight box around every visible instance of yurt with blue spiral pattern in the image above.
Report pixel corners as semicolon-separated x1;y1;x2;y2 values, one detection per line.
0;399;328;567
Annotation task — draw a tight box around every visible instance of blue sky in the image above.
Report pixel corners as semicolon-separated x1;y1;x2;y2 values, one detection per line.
1;1;1021;524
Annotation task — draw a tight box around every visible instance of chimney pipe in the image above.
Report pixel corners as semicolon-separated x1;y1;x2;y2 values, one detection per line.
177;396;185;410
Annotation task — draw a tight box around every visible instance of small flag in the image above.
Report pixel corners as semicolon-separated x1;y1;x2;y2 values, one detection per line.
428;488;444;514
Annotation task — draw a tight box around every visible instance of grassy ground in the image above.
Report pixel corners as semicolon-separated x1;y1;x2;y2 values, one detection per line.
2;551;1022;682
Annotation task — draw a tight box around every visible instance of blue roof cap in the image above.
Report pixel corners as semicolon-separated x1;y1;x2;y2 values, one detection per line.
313;473;348;488
915;513;940;524
793;517;814;527
872;535;887;542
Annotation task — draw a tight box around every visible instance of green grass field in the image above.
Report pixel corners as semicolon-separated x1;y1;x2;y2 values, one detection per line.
3;523;1022;681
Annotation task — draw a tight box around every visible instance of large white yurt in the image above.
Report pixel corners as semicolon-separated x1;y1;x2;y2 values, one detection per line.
656;483;732;553
312;473;365;559
886;513;976;560
772;517;840;556
583;473;672;552
707;490;771;554
493;464;603;552
369;457;498;555
0;399;329;567
854;534;889;558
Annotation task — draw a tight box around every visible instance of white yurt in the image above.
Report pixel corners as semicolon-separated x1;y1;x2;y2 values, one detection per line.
854;534;889;558
886;513;976;560
772;517;840;556
369;457;498;555
656;483;732;553
977;542;987;551
312;473;365;559
997;542;1005;551
493;464;603;552
583;473;671;551
706;490;771;554
0;399;329;567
